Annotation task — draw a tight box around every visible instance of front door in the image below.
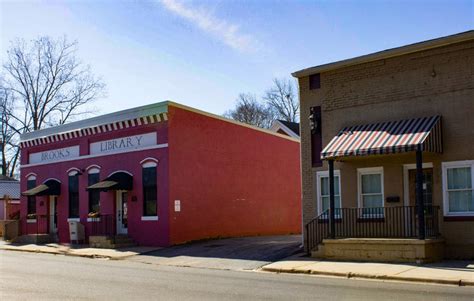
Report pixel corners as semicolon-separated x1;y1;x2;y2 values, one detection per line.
408;168;433;207
49;196;58;234
116;191;128;234
408;168;434;235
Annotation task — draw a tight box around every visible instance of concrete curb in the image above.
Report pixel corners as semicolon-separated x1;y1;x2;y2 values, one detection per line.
65;252;134;260
1;246;137;260
1;246;64;256
261;267;474;287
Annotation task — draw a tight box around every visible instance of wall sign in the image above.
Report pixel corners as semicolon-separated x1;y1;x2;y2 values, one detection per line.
90;132;157;155
174;200;181;212
29;145;80;164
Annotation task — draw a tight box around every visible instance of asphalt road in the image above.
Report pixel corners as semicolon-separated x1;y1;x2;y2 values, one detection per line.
1;251;474;300
129;235;303;270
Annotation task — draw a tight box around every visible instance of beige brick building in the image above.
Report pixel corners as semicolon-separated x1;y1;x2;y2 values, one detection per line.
294;31;474;260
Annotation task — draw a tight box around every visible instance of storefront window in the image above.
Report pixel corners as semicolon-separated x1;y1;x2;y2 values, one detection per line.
68;172;80;218
88;172;100;216
27;179;36;218
143;166;157;216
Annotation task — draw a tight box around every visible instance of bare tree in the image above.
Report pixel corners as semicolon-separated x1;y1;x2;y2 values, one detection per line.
1;36;105;176
0;87;20;177
263;78;299;123
224;93;274;129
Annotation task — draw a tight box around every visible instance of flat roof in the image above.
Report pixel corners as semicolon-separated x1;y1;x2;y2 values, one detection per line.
292;30;474;78
21;101;299;143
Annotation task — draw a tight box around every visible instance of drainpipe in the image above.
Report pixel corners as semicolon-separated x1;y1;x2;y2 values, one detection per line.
328;159;335;239
416;147;425;240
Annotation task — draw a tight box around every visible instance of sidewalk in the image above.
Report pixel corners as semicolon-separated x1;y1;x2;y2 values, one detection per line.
0;241;161;260
260;254;474;286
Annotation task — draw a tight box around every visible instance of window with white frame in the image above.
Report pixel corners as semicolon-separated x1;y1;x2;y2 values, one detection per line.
68;170;80;218
142;161;158;217
358;167;384;217
26;175;37;219
316;170;341;217
443;161;474;216
88;168;101;216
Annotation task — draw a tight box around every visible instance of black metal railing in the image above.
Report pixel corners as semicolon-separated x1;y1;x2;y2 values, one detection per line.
305;206;440;253
305;210;330;254
90;214;115;237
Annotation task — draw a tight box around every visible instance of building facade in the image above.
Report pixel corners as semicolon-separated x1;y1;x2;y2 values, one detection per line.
294;31;474;259
0;175;20;220
19;102;301;246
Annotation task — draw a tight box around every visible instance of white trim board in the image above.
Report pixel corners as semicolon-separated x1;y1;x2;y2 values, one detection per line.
21;143;168;168
141;216;159;221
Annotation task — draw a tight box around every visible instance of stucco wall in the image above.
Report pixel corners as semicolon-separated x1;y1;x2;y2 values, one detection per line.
299;39;474;258
167;106;302;244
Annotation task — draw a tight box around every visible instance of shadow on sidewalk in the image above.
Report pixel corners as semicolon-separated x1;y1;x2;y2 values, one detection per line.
137;235;302;262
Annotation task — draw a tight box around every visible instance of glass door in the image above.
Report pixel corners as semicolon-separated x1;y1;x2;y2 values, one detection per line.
116;191;128;234
49;196;58;234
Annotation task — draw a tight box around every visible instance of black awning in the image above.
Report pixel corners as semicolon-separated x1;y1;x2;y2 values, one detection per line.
22;179;61;196
86;171;133;191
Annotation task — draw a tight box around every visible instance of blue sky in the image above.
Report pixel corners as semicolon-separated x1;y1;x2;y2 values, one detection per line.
1;0;473;116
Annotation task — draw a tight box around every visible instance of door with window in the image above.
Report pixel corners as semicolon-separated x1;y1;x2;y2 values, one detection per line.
49;196;58;234
116;191;128;234
408;168;434;235
408;168;434;207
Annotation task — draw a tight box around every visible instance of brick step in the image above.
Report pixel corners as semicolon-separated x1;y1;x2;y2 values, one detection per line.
12;234;56;244
89;235;136;249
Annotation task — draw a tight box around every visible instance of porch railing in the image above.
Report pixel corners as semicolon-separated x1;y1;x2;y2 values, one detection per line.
90;214;114;237
305;206;440;253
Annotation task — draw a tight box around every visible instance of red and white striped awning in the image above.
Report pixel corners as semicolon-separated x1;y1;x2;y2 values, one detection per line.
321;116;442;160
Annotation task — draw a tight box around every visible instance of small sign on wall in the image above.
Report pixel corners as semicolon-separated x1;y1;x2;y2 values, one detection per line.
90;132;157;155
174;200;181;212
29;145;80;164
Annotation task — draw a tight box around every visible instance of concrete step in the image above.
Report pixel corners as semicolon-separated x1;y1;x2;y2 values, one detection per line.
311;244;325;258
